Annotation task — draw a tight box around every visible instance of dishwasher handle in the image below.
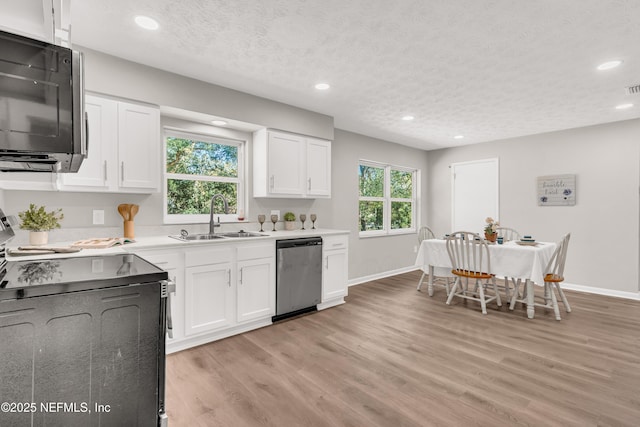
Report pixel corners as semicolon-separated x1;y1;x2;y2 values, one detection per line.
276;237;323;249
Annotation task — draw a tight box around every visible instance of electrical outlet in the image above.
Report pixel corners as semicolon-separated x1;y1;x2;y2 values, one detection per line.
92;210;105;225
413;245;418;253
270;210;280;219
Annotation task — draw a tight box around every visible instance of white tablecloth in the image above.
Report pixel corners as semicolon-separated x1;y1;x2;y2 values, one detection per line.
414;239;557;286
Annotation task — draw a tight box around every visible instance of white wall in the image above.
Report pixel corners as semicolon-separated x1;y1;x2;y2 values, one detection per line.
427;119;640;293
331;130;429;280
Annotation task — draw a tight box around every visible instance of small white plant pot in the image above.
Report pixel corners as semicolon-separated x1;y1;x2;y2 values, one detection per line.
284;221;295;231
29;231;49;246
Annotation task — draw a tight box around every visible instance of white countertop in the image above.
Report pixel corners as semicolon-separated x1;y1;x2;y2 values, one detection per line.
6;228;350;261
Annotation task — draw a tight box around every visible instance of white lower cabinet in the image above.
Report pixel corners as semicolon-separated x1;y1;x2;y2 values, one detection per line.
132;234;346;353
144;242;275;352
320;234;349;309
184;262;234;336
237;244;275;323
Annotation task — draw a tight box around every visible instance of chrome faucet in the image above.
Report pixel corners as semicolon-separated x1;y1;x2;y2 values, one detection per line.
209;194;229;234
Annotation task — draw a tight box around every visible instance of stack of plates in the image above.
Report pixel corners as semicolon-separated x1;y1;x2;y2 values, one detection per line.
516;236;537;246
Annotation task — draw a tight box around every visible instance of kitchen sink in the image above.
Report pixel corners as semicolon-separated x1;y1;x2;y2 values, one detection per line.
169;230;267;241
217;231;268;238
169;233;225;241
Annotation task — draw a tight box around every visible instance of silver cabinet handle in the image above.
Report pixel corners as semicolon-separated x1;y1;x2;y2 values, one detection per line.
239;267;243;284
121;161;124;183
270;175;274;189
103;160;108;181
325;256;329;269
308;178;311;191
227;269;231;286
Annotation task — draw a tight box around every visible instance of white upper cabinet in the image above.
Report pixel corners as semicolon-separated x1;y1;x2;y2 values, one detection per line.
60;95;115;189
117;102;161;190
306;138;331;197
60;94;160;193
253;129;331;198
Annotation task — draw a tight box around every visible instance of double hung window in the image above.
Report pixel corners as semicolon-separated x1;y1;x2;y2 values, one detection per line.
164;129;244;223
358;161;418;236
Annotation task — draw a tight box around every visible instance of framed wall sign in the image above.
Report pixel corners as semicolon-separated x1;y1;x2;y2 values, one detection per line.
537;174;576;206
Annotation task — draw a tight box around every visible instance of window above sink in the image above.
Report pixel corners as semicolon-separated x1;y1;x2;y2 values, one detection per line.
163;127;247;225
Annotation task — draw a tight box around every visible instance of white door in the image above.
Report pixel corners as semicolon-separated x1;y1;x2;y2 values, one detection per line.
451;158;499;233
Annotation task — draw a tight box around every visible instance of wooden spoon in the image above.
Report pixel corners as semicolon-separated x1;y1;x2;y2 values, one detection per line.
117;204;130;221
129;204;139;220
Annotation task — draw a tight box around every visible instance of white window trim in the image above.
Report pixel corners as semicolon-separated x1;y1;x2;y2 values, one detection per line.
359;160;420;238
163;127;246;225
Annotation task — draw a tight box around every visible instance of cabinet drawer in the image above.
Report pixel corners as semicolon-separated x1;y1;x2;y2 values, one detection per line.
136;250;183;270
322;234;348;251
185;246;232;267
237;243;274;261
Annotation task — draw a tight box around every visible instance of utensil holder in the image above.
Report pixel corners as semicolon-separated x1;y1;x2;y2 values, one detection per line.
124;220;135;239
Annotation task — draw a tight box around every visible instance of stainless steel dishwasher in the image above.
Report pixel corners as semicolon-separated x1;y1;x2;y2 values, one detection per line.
274;237;323;321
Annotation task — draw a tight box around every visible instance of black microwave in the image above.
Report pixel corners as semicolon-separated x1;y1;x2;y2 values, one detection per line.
0;30;86;173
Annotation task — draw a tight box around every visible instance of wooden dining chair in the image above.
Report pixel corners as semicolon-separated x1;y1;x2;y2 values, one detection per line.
416;226;451;294
509;233;571;320
495;226;521;241
445;231;502;314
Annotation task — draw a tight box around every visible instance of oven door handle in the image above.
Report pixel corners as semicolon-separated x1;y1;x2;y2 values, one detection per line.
161;280;176;339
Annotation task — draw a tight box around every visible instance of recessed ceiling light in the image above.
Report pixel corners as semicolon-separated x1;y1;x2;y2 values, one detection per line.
314;83;330;90
134;15;159;30
597;60;623;70
615;103;634;110
401;115;414;121
454;135;464;139
211;120;227;126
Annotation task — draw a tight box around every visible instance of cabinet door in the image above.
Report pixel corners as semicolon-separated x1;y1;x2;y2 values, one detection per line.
306;138;331;197
267;132;305;195
323;250;348;301
237;257;275;323
60;95;117;190
184;263;234;336
118;102;160;190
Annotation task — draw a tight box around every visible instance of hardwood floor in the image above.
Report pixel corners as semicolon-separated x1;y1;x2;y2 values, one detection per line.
165;271;640;426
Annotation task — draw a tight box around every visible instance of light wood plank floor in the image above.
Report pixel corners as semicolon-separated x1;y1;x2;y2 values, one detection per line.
166;271;640;426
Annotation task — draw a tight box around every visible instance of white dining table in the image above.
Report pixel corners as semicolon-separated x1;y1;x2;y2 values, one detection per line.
414;239;557;318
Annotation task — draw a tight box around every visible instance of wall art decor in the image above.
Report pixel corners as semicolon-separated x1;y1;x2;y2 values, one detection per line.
537;174;576;206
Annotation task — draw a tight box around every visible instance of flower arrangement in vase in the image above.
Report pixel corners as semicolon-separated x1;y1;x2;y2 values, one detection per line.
18;204;64;246
484;217;499;242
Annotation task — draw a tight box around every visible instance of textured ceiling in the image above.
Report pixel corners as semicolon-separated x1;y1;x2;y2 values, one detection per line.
68;0;639;150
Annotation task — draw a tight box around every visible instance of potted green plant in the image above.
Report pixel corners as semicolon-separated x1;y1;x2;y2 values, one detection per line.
18;204;64;246
283;212;296;231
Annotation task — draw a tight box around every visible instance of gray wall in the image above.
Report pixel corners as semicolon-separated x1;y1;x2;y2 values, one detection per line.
427;118;640;293
331;130;429;280
81;48;334;141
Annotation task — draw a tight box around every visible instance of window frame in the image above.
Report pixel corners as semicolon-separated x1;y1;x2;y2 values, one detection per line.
163;127;246;225
358;160;419;238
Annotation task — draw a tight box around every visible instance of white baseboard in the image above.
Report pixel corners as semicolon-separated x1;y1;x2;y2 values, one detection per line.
348;266;420;287
349;266;640;301
561;282;640;301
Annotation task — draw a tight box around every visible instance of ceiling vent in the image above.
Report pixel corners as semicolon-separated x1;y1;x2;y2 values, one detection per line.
627;84;640;95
